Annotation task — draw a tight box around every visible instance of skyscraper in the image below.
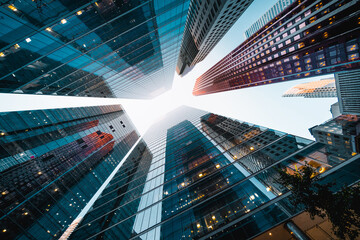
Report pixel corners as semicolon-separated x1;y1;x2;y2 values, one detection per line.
335;69;360;115
0;0;190;99
310;114;360;155
176;0;254;75
193;0;360;96
244;0;295;39
282;78;336;98
0;105;139;239
63;106;359;240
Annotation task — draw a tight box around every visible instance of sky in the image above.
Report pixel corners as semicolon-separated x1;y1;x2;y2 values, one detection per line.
0;0;337;140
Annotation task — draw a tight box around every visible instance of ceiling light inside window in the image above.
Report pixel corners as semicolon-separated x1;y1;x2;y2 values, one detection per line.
8;5;18;11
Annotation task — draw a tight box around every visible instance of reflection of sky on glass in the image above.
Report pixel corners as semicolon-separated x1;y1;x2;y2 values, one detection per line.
0;0;336;140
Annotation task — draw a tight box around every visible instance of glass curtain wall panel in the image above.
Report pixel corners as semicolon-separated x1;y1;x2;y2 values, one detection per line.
67;106;359;240
0;105;139;239
0;0;190;99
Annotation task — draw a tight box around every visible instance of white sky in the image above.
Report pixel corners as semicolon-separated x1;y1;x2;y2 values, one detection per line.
0;0;337;140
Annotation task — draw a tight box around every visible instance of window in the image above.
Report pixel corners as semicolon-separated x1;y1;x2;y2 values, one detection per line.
347;44;358;52
348;53;359;60
317;54;325;60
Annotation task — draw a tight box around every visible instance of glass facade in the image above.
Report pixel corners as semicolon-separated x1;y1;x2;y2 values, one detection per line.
0;105;139;239
67;106;359;239
176;0;254;75
0;0;190;99
194;0;360;96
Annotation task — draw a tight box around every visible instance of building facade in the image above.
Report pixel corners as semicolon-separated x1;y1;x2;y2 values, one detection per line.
65;106;359;240
0;105;139;239
330;102;341;118
176;0;254;75
335;69;360;115
193;0;360;96
282;78;337;98
310;114;360;155
244;0;295;39
0;0;190;99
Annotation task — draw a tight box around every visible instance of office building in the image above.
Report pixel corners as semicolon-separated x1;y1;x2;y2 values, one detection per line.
330;102;341;118
0;105;139;239
64;106;359;240
193;0;360;96
244;0;295;39
176;0;254;75
310;114;360;155
0;0;190;99
335;69;360;115
282;78;337;98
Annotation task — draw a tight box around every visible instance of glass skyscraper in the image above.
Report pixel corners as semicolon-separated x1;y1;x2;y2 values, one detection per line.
176;0;254;75
193;0;360;96
0;105;139;239
64;106;359;239
0;0;190;99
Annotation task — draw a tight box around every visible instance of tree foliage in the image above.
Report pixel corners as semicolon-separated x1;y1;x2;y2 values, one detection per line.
277;163;360;239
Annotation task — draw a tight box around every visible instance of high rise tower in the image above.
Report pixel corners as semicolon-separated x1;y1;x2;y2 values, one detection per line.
176;0;254;75
64;106;359;240
193;0;360;96
335;69;360;115
0;105;139;239
282;78;336;98
244;0;295;39
0;0;190;99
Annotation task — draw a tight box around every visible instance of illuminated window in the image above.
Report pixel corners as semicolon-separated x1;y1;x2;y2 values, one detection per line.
309;16;316;23
348;53;359;61
347;44;358;52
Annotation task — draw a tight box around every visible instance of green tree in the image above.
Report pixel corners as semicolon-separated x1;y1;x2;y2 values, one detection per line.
277;163;360;239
